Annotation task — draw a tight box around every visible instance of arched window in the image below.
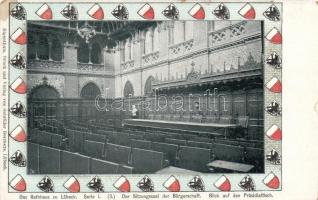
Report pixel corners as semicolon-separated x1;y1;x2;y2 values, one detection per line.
174;22;183;44
51;38;63;61
124;39;131;61
38;35;49;60
123;81;134;97
77;42;89;63
80;82;101;99
27;34;36;59
185;21;193;40
29;85;60;99
144;76;154;97
153;27;159;51
120;40;126;62
145;29;153;54
91;42;101;64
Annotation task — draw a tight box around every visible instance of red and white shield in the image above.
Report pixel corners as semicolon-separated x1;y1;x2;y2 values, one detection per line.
266;28;282;44
266;125;282;141
263;172;280;189
188;3;205;19
11;28;27;45
10;77;27;94
10;125;27;142
163;175;180;192
113;176;130;192
87;4;104;20
266;77;282;93
238;3;255;19
9;174;26;191
214;175;231;191
138;3;154;20
64;176;80;193
36;3;53;20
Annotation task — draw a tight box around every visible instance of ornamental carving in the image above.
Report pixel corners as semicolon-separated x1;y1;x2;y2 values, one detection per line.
186;68;200;83
27;74;65;97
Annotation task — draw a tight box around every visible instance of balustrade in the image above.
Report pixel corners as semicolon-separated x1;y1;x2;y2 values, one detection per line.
169;39;194;56
121;60;135;71
142;51;159;66
209;21;247;45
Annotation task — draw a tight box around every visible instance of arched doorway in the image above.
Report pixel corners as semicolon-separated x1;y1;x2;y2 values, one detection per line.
144;76;154;97
80;82;101;99
28;84;60;128
80;82;101;121
124;81;134;97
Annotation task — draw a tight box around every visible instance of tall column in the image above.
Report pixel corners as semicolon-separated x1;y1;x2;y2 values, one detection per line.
61;44;65;62
35;36;39;60
48;39;52;61
151;29;154;52
182;21;186;41
88;45;92;64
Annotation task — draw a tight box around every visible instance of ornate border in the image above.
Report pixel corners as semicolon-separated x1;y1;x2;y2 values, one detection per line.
8;2;282;193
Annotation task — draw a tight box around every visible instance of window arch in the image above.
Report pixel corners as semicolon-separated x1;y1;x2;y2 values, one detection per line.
51;38;63;61
77;42;89;63
38;35;49;60
27;34;36;59
144;76;154;97
80;82;101;99
91;42;102;64
123;81;134;97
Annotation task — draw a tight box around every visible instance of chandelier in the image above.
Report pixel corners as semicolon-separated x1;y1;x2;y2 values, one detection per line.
77;21;96;43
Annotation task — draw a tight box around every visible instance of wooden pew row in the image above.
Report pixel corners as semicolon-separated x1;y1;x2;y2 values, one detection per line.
39;119;262;150
28;143;134;174
30;127;263;168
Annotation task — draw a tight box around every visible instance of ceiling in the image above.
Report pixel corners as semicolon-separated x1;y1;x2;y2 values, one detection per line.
27;21;159;47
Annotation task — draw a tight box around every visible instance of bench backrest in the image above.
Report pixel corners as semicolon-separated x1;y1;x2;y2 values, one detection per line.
105;143;131;165
90;158;118;174
179;146;211;172
151;142;178;165
131;148;164;173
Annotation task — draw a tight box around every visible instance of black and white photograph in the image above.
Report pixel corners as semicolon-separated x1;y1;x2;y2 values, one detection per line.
26;20;264;174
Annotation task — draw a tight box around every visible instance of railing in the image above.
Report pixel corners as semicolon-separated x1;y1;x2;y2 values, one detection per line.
121;60;135;71
169;39;194;56
142;51;159;66
28;59;112;75
209;21;247;45
78;62;105;73
28;59;64;70
152;61;262;89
